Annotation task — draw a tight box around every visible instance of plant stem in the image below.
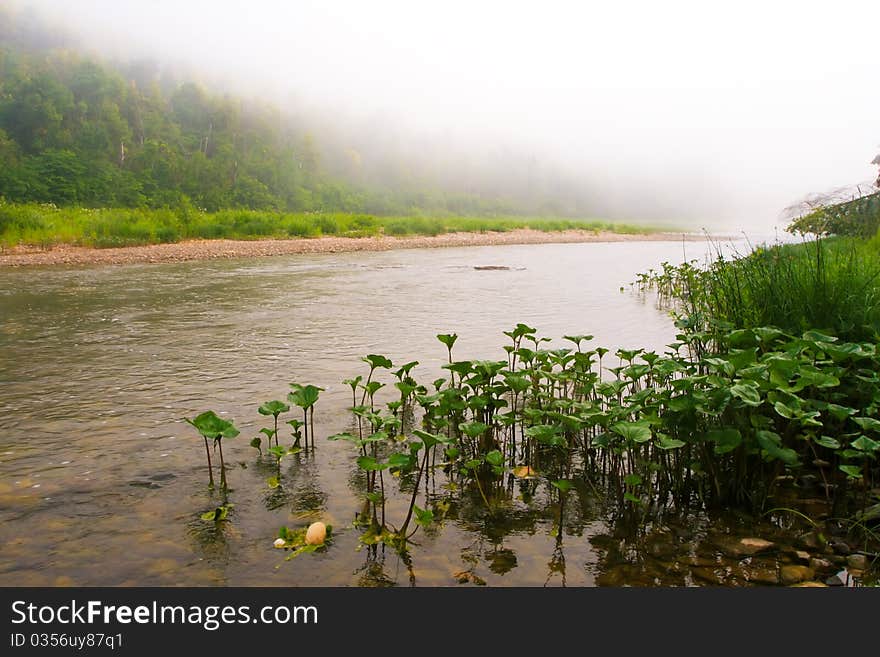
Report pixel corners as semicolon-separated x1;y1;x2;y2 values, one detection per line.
399;447;430;538
203;436;214;488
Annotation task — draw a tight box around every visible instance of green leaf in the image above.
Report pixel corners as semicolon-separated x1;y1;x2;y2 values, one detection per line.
250;436;262;450
267;476;280;489
814;435;840;450
610;420;652;444
258;400;290;417
773;401;800;420
656;434;686;450
356;455;389;471
756;430;799;465
708;428;742;455
730;383;762;406
851;435;880;453
853;417;880;433
413;505;434;527
623;492;642;504
839;464;862;479
485;450;504;467
624;473;642;487
185;411;240;440
362;354;393;370
802;330;837;344
436;333;458;349
824;404;856;421
387;452;414;469
412;429;446;448
201;504;232;522
459;421;489;439
288;383;322;409
551;479;573;493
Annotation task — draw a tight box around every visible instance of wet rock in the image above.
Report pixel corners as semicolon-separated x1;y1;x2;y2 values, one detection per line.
825;571;847;586
847;554;868;570
798;474;818;488
780;565;815;585
743;565;779;585
691;566;727;586
794;550;812;564
809;558;833;572
716;537;775;558
798;532;821;550
791;581;828;587
832;541;851;555
680;554;718;568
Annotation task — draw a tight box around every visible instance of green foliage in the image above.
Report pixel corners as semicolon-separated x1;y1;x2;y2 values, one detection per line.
0;201;651;249
788;192;880;238
645;238;880;342
330;323;880;531
184;410;239;440
0;36;669;234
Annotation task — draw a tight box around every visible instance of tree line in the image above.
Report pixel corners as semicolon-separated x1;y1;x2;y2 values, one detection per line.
0;29;518;217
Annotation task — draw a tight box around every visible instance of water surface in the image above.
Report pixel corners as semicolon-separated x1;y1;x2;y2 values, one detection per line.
1;239;815;586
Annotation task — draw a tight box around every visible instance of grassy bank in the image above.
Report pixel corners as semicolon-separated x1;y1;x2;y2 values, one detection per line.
0;202;662;250
645;236;880;342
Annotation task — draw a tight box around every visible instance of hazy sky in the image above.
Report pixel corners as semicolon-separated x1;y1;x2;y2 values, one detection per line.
10;0;880;230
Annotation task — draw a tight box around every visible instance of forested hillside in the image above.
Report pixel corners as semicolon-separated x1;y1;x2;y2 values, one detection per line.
0;8;535;216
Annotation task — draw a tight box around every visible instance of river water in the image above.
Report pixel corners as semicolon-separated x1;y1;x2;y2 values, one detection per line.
0;238;821;586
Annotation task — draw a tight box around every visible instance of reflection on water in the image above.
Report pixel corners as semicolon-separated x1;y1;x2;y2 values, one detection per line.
1;239;830;586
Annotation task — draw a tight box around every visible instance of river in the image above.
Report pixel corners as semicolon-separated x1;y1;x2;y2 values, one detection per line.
1;237;818;586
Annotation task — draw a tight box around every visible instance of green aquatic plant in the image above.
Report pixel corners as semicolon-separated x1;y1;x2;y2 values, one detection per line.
201;503;234;523
274;523;334;560
359;354;393;406
185;410;240;489
343;376;363;409
288;384;322;449
257;400;289;448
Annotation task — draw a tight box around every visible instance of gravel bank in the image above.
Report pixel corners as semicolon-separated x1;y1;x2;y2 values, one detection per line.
0;229;701;267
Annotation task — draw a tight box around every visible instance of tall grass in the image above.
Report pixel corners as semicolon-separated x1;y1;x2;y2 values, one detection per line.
0;202;666;250
662;237;880;342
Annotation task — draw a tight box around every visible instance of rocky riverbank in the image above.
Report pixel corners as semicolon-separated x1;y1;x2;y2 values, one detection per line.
0;229;703;267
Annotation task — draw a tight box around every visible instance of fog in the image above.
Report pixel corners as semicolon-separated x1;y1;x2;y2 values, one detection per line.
8;0;880;231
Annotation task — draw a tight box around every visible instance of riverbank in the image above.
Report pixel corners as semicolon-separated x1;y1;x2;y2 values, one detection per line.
0;229;702;266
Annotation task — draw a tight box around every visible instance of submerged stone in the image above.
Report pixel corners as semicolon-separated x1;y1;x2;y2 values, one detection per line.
846;554;868;570
809;557;833;572
743;565;779;585
716;537;775;558
780;565;815;584
794;550;812;563
832;541;851;555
